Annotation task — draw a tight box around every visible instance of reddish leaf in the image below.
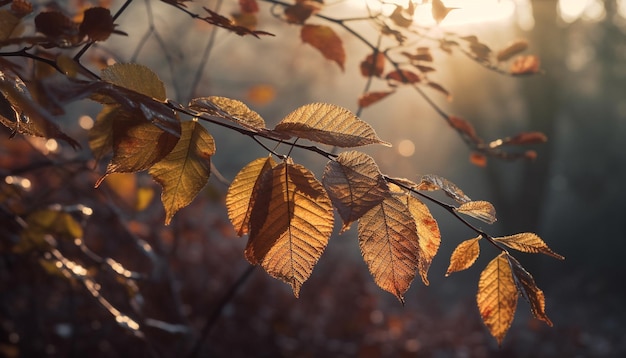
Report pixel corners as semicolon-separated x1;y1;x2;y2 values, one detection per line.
470;152;487;167
358;91;393;108
386;69;420;84
504;132;548;146
448;115;479;143
301;24;345;71
79;7;126;42
510;55;540;75
359;52;385;77
201;7;273;37
239;0;259;13
284;1;320;24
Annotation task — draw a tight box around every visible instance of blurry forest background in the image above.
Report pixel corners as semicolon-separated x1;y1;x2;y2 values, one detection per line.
1;0;625;357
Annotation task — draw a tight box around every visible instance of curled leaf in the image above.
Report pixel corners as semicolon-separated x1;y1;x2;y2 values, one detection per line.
456;201;497;224
508;255;553;326
415;174;471;204
189;96;265;130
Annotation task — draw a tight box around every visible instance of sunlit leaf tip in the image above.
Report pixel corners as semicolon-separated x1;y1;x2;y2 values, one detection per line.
456;201;497;224
494;233;564;260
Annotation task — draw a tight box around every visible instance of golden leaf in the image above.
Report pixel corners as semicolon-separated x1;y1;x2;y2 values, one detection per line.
477;252;518;345
456;201;497;224
189;96;265;130
225;156;277;236
494;233;564;260
358;195;419;302
446;236;481;276
101;63;166;101
300;24;345;70
274;102;390;147
405;195;441;285
507;255;553;326
246;162;334;297
149;121;216;225
16;209;83;253
322;151;389;232
88;105;122;162
496;39;528;62
415;174;471;204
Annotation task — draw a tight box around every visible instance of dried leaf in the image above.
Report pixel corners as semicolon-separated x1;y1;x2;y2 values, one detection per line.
508;255;553;326
0;9;20;40
34;11;78;40
149;121;216;225
477;252;518;345
79;7;125;42
401;48;433;63
274;102;390;147
415;174;471;204
358;91;393;108
431;0;457;24
301;24;345;71
456;201;497;224
496;39;528;62
446;236;481;276
284;1;320;24
496;132;548;147
322;151;389;232
246;162;334;297
427;81;451;101
405;195;441;285
358;195;419;302
239;0;259;13
231;12;257;31
360;52;385;77
189;96;265;130
510;55;540;75
469;152;487;167
88;105;123;161
101;63;166;101
200;7;273;37
390;5;413;28
226;156;277;236
386;69;421;84
448;115;480;143
494;233;564;260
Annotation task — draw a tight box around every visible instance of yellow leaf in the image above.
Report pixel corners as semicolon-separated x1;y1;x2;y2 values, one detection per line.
300;24;345;71
508;255;553;326
322;151;389;232
189;96;265;130
456;201;497;224
405;195;441;285
446;236;481;276
415;174;471;204
101;63;166;101
149;121;216;225
358;195;419;302
274;102;390;147
477;252;518;345
494;233;564;260
246;162;334;297
225;156;277;236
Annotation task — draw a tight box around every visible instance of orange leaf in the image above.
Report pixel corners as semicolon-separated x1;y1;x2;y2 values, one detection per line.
284;1;320;24
360;52;385;77
239;0;259;13
504;132;548;146
446;236;481;276
358;91;393;108
510;55;540;75
386;69;421;84
469;152;487;167
246;84;276;106
301;24;345;70
448;115;480;143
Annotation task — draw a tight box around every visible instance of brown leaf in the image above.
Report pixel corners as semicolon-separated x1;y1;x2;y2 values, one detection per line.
358;91;393;108
189;96;265;130
239;0;259;13
386;69;421;84
405;195;441;285
431;0;457;24
322;151;389;232
401;48;433;62
469;152;487;167
446;236;481;276
508;255;553;326
101;63;166;101
390;5;413;28
274;102;390;147
427;81;451;101
510;55;540;75
225;156;277;236
496;39;528;62
201;7;273;37
456;201;497;224
477;252;518;345
358;194;419;302
494;233;564;260
500;132;548;146
0;9;20;41
284;1;320;24
79;7;125;42
34;11;79;44
360;52;385;77
246;161;334;297
448;115;480;143
89;105;122;161
11;0;33;18
301;24;345;71
415;174;471;204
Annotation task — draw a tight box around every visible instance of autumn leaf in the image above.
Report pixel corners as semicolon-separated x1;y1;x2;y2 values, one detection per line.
404;195;441;285
34;11;78;43
189;96;265;130
358;195;419;302
401;48;433;62
489;131;548;147
448;115;480;144
446;236;481;276
322;151;389;232
246;161;334;297
494;233;564;260
426;81;451;101
386;69;421;84
79;7;126;42
456;201;497;224
274;102;390;147
101;63;166;101
496;39;528;62
469;152;487;167
431;0;457;24
415;174;471;204
301;24;345;71
239;0;259;13
88;105;124;161
0;10;20;41
510;55;540;75
226;156;277;236
358;91;393;108
508;255;553;326
284;1;320;24
16;209;83;253
389;5;413;28
477;252;518;345
360;52;385;77
149;120;216;225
